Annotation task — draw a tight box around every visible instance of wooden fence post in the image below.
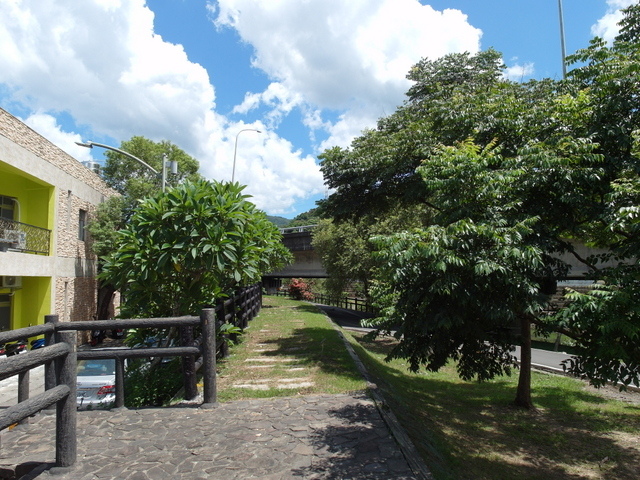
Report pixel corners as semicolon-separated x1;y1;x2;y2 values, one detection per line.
44;314;58;392
114;357;126;409
17;369;30;424
200;308;217;407
55;331;77;469
181;326;197;400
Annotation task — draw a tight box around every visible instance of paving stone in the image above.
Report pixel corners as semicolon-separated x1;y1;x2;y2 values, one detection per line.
2;380;423;479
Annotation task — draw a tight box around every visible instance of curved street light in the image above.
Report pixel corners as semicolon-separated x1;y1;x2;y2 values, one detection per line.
76;141;177;191
232;129;261;182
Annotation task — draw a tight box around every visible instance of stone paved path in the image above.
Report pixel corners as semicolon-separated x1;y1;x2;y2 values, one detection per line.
0;393;418;480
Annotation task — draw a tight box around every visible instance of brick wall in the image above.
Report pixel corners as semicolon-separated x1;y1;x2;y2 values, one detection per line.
0;108;120;330
0;108;114;198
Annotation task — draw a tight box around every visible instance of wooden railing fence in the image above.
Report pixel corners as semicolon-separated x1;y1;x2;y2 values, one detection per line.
276;290;377;314
0;283;262;470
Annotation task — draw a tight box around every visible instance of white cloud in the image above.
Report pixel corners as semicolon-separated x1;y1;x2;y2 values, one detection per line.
214;0;482;149
0;0;214;152
0;0;325;214
504;62;535;82
195;122;325;214
23;112;94;163
592;0;636;42
0;0;483;215
233;82;304;129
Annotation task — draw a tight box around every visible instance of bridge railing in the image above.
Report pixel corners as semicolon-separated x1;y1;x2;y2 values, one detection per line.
279;224;316;234
0;283;262;470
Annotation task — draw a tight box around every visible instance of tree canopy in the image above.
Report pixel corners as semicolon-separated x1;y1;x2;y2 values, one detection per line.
88;136;202;257
316;4;640;408
100;178;292;318
102;136;200;197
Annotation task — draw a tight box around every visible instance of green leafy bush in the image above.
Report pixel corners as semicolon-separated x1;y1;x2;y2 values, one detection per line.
124;358;183;408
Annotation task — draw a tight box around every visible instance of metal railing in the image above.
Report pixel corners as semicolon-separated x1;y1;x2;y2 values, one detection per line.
279;224;316;234
0;217;51;255
0;283;262;470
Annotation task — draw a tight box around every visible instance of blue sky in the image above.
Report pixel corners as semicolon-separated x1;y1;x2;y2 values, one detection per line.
0;1;634;218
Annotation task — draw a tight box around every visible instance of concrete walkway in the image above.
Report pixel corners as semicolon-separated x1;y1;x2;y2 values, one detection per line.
1;392;418;480
0;303;432;480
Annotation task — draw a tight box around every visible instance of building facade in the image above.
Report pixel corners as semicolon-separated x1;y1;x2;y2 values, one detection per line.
0;108;116;333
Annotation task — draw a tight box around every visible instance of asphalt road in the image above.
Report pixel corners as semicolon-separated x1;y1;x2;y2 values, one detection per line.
315;303;573;372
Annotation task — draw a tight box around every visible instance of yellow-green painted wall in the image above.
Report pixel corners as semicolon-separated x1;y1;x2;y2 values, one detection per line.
1;164;55;331
0;277;51;330
0;163;53;230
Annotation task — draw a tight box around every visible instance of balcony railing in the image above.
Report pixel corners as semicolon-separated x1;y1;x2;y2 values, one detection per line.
0;217;50;255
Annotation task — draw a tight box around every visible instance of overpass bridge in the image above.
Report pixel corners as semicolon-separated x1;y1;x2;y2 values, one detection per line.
262;225;616;292
263;225;326;292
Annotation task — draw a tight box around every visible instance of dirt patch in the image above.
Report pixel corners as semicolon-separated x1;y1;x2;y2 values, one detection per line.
582;383;640;405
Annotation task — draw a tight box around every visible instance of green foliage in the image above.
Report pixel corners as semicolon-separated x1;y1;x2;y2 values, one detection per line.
312;219;374;298
124;358;183;408
369;219;545;381
555;280;640;389
88;136;202;259
312;206;431;299
266;215;291;227
100;178;292;318
102;136;201;196
86;196;128;258
219;322;243;346
316;5;640;402
288;208;323;227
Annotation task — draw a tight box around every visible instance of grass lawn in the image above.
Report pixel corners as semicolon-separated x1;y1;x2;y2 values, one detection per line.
345;331;640;480
216;295;367;401
216;296;640;479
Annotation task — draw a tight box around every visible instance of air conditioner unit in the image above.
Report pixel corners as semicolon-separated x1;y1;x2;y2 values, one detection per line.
2;276;22;288
4;230;27;249
82;161;101;175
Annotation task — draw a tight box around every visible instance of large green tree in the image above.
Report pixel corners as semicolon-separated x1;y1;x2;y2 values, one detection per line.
318;5;640;408
100;178;291;318
102;136;200;198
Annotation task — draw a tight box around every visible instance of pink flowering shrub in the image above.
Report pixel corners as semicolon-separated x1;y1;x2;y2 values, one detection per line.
288;278;314;301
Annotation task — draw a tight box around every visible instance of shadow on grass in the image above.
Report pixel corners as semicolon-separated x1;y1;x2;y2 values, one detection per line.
256;324;365;384
292;303;324;314
351;336;640;480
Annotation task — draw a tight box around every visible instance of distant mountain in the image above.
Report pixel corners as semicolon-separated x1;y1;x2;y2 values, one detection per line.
267;215;291;227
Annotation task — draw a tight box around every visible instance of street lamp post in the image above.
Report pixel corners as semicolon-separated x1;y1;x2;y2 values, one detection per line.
232;129;261;182
558;0;567;79
76;141;177;191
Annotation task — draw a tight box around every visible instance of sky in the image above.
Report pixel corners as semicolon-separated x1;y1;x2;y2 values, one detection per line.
0;0;635;218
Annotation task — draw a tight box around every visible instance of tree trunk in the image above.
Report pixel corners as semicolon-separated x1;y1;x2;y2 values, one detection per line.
514;314;534;409
96;282;116;320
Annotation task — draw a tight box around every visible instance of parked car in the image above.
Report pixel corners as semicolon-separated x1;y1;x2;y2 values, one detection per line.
76;354;124;410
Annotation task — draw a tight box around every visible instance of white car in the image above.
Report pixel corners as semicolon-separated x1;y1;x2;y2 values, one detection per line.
76;357;118;410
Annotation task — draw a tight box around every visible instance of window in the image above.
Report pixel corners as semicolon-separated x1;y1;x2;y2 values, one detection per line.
0;295;10;332
79;209;87;241
0;196;16;221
